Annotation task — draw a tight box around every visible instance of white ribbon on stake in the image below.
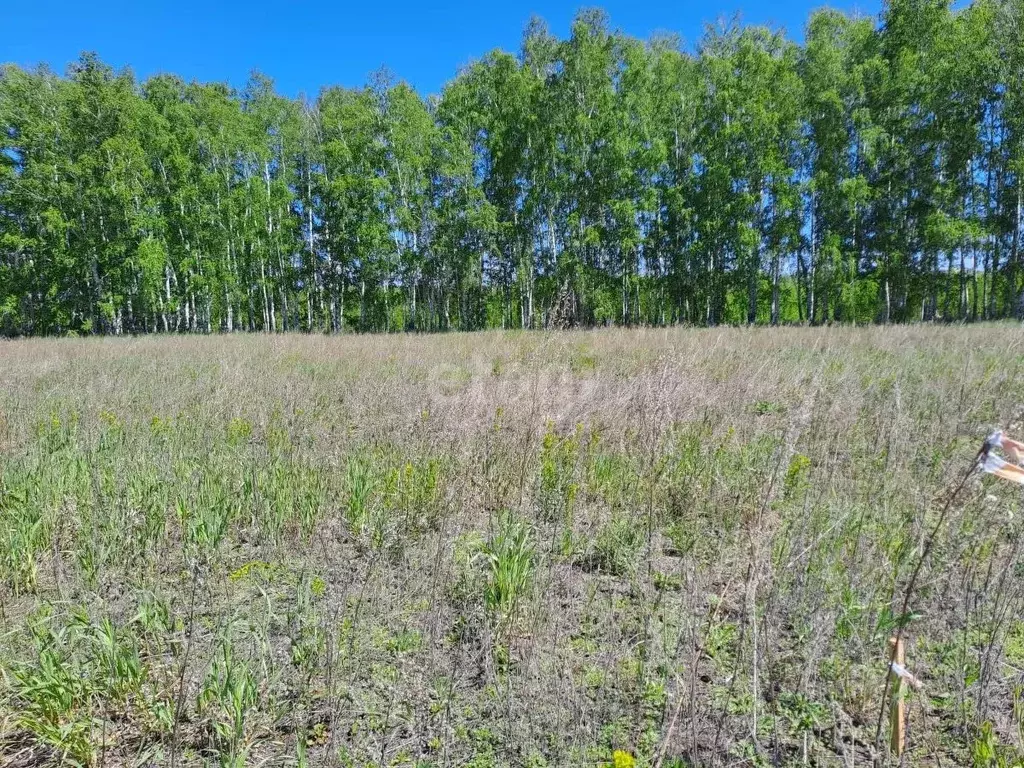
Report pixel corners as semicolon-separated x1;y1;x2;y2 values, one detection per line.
889;661;924;691
879;430;1024;715
980;430;1024;485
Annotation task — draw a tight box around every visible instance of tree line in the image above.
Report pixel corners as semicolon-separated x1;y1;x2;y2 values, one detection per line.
2;0;1023;336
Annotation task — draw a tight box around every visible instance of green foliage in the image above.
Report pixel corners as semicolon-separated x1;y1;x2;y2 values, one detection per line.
226;417;253;446
344;455;378;541
8;610;152;766
972;721;1024;768
0;486;45;594
2;0;1020;337
479;513;536;627
783;453;812;498
777;692;827;736
198;638;259;766
590;516;644;577
538;421;582;522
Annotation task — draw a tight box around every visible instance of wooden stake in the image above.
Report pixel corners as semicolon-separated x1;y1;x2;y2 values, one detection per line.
889;637;906;757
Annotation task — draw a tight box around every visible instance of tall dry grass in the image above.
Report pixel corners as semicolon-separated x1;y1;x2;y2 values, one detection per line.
1;324;1023;766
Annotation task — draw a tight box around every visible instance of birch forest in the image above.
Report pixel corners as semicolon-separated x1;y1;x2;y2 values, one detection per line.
2;0;1024;336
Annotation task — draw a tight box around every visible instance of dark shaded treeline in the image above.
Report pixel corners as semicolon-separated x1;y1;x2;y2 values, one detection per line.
2;0;1023;335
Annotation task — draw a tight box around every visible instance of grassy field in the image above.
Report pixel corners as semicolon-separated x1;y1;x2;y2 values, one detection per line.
2;326;1024;767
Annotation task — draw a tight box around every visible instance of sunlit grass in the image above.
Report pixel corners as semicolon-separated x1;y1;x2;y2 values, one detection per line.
0;324;1023;765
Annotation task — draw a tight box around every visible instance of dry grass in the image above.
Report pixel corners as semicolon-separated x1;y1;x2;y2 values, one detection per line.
1;324;1024;767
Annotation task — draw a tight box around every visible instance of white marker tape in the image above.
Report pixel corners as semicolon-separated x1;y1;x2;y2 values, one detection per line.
981;431;1024;485
889;661;923;691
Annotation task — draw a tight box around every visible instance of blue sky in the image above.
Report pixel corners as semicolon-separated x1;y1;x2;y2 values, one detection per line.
3;0;881;97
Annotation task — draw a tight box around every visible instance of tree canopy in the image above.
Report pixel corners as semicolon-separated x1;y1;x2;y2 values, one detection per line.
2;1;1024;335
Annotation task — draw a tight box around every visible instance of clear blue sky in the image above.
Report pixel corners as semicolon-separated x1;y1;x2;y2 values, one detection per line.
3;0;882;98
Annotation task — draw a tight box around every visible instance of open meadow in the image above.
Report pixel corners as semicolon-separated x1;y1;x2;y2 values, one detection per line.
3;325;1024;767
